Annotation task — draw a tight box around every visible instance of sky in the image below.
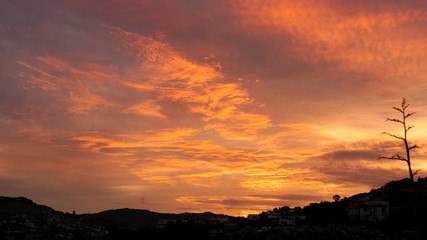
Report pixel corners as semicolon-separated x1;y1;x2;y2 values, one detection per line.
2;0;427;216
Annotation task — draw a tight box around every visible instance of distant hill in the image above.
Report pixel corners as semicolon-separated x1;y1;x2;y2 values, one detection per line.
0;196;232;229
0;196;233;239
0;196;56;217
0;197;109;239
81;208;231;228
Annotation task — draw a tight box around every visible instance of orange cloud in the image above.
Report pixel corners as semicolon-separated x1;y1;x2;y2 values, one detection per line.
18;56;115;114
108;26;271;140
72;128;198;151
17;26;274;142
233;0;427;83
122;99;166;118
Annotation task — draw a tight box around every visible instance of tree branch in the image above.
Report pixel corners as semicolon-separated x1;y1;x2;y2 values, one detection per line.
409;145;419;151
379;154;408;162
414;169;420;176
392;106;403;113
401;97;409;110
405;112;416;118
381;132;404;140
386;118;403;124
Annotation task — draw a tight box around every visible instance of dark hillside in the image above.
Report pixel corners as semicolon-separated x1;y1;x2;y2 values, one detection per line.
1;178;427;239
0;196;55;217
81;208;230;228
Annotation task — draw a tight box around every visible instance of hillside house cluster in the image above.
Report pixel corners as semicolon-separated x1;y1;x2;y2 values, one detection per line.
252;207;306;226
347;196;389;222
156;216;230;229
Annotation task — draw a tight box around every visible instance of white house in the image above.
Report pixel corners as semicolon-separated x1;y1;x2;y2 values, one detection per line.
348;197;389;221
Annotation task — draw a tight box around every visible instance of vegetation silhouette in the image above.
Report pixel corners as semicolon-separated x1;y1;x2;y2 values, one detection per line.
379;98;421;240
379;97;418;183
332;194;341;202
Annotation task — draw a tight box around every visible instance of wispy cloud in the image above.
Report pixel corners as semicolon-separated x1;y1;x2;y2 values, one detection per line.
233;0;427;83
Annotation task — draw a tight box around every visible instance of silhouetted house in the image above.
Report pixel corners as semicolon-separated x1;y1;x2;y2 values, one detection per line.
193;219;205;224
208;216;229;224
279;218;294;225
155;219;177;229
348;197;389;221
247;214;260;220
224;221;238;229
262;207;306;225
278;214;306;226
267;213;279;220
210;229;224;237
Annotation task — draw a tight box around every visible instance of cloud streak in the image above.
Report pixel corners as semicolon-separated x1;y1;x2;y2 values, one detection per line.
233;0;427;83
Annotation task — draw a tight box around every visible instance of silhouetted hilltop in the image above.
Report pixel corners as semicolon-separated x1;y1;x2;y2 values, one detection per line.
0;196;231;228
302;177;427;221
0;196;55;217
0;196;233;239
367;177;427;201
0;197;109;239
81;208;231;228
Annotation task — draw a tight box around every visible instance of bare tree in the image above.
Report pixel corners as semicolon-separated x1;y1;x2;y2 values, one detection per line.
379;97;418;184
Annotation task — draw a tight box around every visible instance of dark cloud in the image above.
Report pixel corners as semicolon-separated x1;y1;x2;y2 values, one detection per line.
251;194;325;202
317;150;380;161
318;167;406;187
139;197;148;205
312;141;407;162
297;140;414;186
192;198;279;207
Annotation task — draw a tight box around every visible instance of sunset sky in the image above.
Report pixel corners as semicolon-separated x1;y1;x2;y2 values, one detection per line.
2;0;427;216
